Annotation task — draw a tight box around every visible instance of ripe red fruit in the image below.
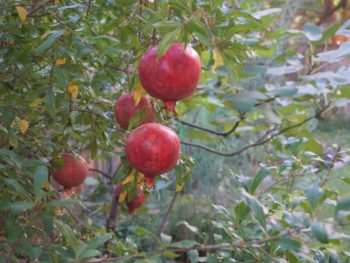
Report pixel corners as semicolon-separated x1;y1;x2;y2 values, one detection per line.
114;184;146;214
52;154;88;189
126;123;180;187
138;43;201;113
114;93;154;130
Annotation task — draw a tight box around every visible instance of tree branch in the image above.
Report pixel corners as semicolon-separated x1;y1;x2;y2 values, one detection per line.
87;227;308;262
180;104;331;157
89;168;112;181
317;0;348;25
27;0;52;18
177;114;244;137
153;191;178;249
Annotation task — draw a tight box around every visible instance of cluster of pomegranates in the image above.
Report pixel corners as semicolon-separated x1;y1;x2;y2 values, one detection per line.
51;43;201;214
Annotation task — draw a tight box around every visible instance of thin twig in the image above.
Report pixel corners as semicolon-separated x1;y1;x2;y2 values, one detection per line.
27;0;52;18
87;227;308;262
178;115;243;137
153;191;178;249
89;168;112;180
180;103;331;157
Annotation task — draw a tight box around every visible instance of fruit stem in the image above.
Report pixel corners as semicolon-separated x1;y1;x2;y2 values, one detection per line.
163;101;177;116
145;175;156;188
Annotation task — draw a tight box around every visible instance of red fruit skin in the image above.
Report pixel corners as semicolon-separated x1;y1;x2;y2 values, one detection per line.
114;183;146;214
138;43;201;104
126;187;145;214
126;123;180;179
52;154;88;189
114;93;154;130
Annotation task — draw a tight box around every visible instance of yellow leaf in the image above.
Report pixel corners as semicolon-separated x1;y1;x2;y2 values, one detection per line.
30;98;43;108
19;119;29;134
15;5;27;22
54;0;60;4
212;48;224;73
67;83;78;100
118;191;127;203
137;173;144;184
176;183;185;192
133;83;146;106
122;170;135;185
43;181;50;191
56;58;66;65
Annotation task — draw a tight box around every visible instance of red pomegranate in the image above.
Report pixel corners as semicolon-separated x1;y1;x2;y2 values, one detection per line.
125;123;180;187
114;93;154;130
52;153;88;189
138;43;201;113
114;183;146;214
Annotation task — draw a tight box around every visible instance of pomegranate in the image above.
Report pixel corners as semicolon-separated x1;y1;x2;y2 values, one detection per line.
114;183;146;214
138;43;201;113
52;153;88;189
114;93;154;130
126;123;180;187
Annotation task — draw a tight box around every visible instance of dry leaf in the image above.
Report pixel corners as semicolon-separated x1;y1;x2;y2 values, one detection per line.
67;83;78;100
176;183;185;192
118;191;128;203
133;83;146;106
19;119;29;134
15;5;27;22
212;48;224;73
30;98;43;108
122;170;135;185
56;58;66;65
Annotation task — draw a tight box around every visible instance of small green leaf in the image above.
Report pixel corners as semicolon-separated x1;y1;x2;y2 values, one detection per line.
35;30;65;54
34;165;48;192
249;167;271;194
5;201;34;212
311;221;329;243
187;250;199;263
230;94;256;113
163;251;179;259
157;26;182;59
242;190;267;228
170;240;199;249
154;21;182;32
305;182;322;211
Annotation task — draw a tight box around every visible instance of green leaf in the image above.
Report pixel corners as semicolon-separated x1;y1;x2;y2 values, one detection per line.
154;21;182;32
230;94;256;113
303;23;322;41
170;240;199;249
55;220;79;253
276;238;302;251
163;251;179;259
34;165;48;193
187;250;199;263
242;190;267;228
157;26;182;59
249;167;271;194
311;221;329;243
77;233;112;259
35;30;65;54
177;221;199;234
133;227;149;236
305;181;322;211
5;201;34;212
335;197;350;213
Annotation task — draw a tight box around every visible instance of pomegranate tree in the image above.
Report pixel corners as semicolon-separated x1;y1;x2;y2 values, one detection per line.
138;43;201;113
52;153;89;189
114;93;154;130
125;123;180;187
114;183;146;214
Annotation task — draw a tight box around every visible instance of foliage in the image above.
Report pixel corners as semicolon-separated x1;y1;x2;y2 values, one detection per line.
1;0;350;262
